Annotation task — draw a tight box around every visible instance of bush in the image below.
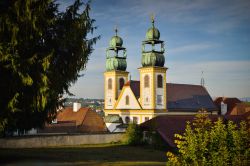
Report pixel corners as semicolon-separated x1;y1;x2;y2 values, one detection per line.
124;123;143;145
166;113;250;166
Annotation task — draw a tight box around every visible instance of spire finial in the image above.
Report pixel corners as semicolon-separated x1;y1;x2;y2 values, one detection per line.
114;25;118;36
201;71;205;87
151;13;155;27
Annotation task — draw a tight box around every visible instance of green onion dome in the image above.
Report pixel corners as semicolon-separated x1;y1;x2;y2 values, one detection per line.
142;52;165;67
146;27;160;40
106;57;127;71
109;35;123;47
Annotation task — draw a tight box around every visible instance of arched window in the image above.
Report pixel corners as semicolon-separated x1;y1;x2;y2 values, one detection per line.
108;78;112;90
157;75;163;88
125;116;130;124
119;78;125;90
133;117;138;124
125;95;129;105
144;75;149;88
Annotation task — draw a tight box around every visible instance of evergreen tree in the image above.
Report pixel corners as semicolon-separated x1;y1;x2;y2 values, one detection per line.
0;0;99;135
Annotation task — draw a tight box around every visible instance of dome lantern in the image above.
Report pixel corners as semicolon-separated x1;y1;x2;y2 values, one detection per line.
146;15;160;40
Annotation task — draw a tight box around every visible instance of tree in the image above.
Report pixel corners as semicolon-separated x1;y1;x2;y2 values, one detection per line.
0;0;99;135
166;114;250;166
125;123;143;145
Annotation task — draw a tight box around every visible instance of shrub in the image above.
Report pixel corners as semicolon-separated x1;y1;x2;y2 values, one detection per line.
166;113;250;166
124;123;143;145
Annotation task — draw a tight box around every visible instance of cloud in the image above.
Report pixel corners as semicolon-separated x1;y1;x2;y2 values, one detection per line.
169;43;218;55
167;60;250;97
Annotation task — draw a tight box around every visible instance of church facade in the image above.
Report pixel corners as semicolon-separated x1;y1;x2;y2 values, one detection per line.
104;18;217;124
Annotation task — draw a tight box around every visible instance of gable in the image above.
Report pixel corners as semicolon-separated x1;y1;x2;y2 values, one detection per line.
115;86;141;109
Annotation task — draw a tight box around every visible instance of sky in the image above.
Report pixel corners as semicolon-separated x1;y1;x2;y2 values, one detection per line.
59;0;250;99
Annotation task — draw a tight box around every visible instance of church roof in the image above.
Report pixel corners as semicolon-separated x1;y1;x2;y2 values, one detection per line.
104;114;123;123
167;83;217;112
127;81;217;112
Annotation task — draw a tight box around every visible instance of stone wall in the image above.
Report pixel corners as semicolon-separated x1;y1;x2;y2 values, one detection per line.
0;133;124;148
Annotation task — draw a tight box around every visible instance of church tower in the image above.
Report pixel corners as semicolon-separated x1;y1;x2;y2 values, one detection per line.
104;28;129;109
139;16;167;110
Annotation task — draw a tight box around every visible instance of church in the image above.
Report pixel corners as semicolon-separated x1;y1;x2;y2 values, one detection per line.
103;18;217;125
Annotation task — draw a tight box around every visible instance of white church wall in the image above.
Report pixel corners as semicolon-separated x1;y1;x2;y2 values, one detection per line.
105;76;116;109
141;115;153;123
155;73;165;109
120;114;153;124
141;73;153;109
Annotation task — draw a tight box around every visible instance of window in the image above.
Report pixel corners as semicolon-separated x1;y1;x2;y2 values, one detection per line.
157;95;163;105
125;116;130;124
108;98;112;106
125;95;129;105
144;75;149;88
133;117;138;124
119;78;125;90
144;97;149;106
144;117;149;122
108;78;112;89
157;75;163;88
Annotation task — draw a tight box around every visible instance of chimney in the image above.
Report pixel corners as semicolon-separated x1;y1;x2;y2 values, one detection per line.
221;101;227;115
73;102;81;112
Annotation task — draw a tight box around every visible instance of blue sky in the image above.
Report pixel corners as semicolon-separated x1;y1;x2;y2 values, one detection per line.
59;0;250;99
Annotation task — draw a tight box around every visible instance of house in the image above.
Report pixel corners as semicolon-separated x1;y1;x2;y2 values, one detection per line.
103;17;217;125
38;105;108;134
214;97;242;115
230;103;250;115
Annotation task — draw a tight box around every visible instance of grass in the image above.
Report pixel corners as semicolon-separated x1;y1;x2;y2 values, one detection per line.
0;143;167;166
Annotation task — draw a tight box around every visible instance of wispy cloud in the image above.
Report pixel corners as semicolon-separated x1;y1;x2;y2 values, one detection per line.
169;43;218;55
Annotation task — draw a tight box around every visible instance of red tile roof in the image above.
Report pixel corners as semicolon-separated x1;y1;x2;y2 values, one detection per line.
57;107;89;126
140;114;249;147
140;115;220;147
39;107;107;133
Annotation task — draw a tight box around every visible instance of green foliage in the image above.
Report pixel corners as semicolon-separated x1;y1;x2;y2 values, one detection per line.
125;123;143;145
0;0;99;134
166;113;250;166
